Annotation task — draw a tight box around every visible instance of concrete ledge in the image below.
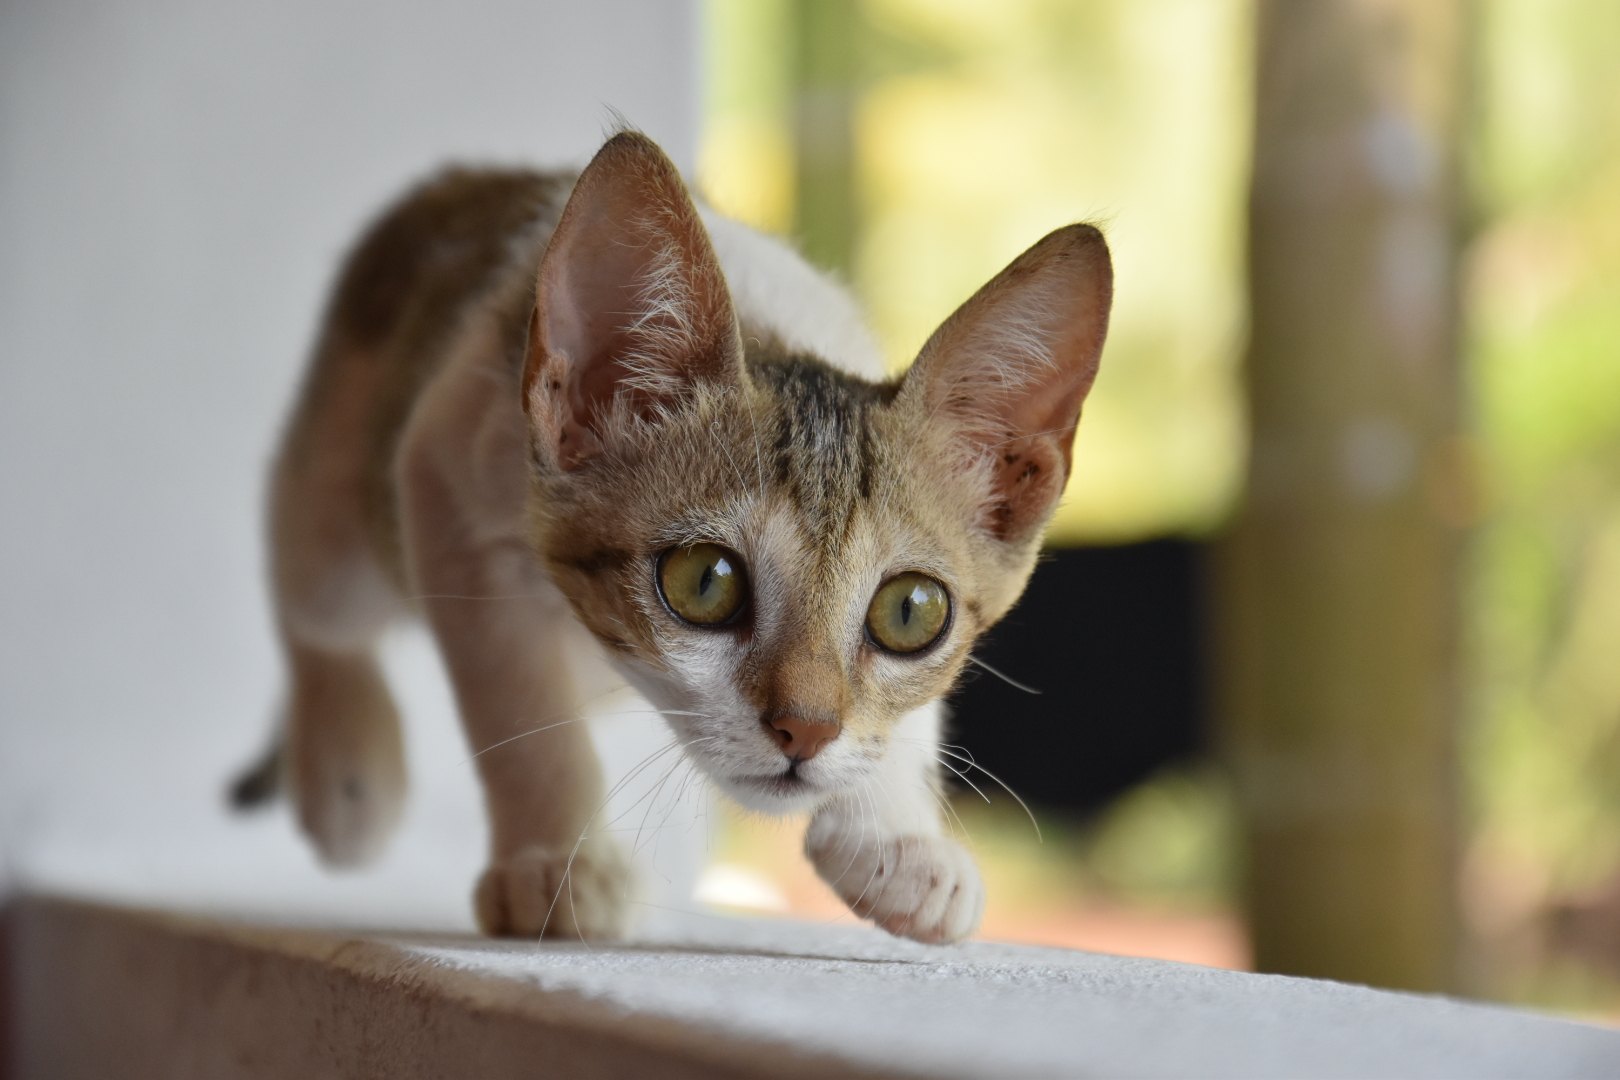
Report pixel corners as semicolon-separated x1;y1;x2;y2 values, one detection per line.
7;894;1620;1079
6;896;879;1079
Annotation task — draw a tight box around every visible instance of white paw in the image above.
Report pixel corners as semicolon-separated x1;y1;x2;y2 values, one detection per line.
474;837;631;940
807;833;985;944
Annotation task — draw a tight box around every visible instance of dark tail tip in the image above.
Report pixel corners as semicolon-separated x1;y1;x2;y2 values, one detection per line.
228;739;284;811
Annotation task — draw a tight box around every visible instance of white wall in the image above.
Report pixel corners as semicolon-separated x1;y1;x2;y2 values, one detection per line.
0;0;708;928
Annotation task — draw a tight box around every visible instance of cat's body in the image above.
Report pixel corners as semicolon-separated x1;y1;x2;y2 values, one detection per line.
247;133;1112;944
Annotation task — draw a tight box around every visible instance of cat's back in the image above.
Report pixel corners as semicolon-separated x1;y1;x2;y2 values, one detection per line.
325;166;573;362
277;166;576;586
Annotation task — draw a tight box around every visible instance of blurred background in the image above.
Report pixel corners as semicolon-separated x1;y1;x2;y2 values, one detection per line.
697;0;1620;1017
4;0;1620;1021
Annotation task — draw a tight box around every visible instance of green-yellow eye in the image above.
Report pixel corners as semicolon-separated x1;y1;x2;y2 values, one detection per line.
866;573;950;654
658;544;748;626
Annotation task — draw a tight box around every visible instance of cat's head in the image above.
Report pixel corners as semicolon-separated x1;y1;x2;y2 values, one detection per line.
522;133;1111;813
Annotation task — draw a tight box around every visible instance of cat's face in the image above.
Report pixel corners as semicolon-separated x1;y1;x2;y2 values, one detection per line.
531;350;1038;811
522;133;1111;813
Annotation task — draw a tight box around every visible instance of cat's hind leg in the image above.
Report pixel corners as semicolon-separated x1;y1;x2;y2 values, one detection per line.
263;347;409;869
806;700;986;943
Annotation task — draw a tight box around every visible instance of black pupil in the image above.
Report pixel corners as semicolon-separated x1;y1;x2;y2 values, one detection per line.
899;593;913;625
698;564;714;596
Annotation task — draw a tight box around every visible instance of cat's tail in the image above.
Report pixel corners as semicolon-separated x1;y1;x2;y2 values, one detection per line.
228;733;284;810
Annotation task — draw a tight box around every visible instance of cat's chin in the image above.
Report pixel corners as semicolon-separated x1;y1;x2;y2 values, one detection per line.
715;771;829;815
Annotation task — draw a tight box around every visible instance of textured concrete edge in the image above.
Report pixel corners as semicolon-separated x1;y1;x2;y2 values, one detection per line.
9;893;908;1080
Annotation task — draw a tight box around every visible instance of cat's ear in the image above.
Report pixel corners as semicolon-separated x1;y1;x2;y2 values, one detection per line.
902;224;1112;544
523;132;740;470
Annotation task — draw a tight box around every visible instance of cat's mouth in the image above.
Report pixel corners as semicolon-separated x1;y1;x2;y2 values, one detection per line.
732;768;823;803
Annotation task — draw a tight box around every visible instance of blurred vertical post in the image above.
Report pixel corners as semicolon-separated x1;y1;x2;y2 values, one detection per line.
1218;0;1469;991
789;0;860;276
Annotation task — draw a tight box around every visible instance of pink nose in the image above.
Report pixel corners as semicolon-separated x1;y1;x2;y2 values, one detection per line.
766;716;839;761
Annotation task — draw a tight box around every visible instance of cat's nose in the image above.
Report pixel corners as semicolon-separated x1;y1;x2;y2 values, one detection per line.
766;715;839;761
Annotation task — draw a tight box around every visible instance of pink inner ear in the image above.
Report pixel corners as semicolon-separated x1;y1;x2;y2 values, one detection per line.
986;434;1071;541
907;223;1113;542
522;132;738;471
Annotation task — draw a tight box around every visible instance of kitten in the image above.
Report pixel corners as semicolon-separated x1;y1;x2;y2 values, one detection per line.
235;131;1112;943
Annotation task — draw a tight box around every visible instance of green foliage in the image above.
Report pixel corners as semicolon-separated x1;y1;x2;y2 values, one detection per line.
1467;0;1620;1008
702;0;1252;544
952;766;1239;912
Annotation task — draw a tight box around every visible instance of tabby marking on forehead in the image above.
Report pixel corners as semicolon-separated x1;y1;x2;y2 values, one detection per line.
751;349;897;526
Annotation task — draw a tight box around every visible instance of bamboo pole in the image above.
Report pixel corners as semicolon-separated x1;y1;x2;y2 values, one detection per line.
1217;0;1469;991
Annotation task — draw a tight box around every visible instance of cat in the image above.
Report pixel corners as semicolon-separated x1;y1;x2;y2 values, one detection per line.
233;130;1112;944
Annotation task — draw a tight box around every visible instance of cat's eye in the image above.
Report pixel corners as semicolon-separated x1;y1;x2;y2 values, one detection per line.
657;543;748;626
866;573;950;654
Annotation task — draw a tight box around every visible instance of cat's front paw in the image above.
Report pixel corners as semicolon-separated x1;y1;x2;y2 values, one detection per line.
807;833;985;944
474;836;630;940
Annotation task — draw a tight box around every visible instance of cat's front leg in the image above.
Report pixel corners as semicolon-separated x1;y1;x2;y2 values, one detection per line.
398;363;630;941
423;547;631;939
416;540;632;940
805;701;985;944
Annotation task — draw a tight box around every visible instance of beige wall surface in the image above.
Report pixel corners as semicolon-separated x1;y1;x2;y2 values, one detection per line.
0;0;700;911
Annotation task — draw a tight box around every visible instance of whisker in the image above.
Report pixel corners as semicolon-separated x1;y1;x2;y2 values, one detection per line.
540;828;591;941
464;697;719;769
749;413;767;494
406;592;560;602
655;757;708;872
632;754;688;860
542;734;694;939
464;717;589;764
843;786;886;916
931;784;972;843
889;735;1044;843
967;655;1041;695
565;862;581;939
600;742;688;829
934;744;1043;843
463;682;655;760
931;754;993;806
822;785;867;873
